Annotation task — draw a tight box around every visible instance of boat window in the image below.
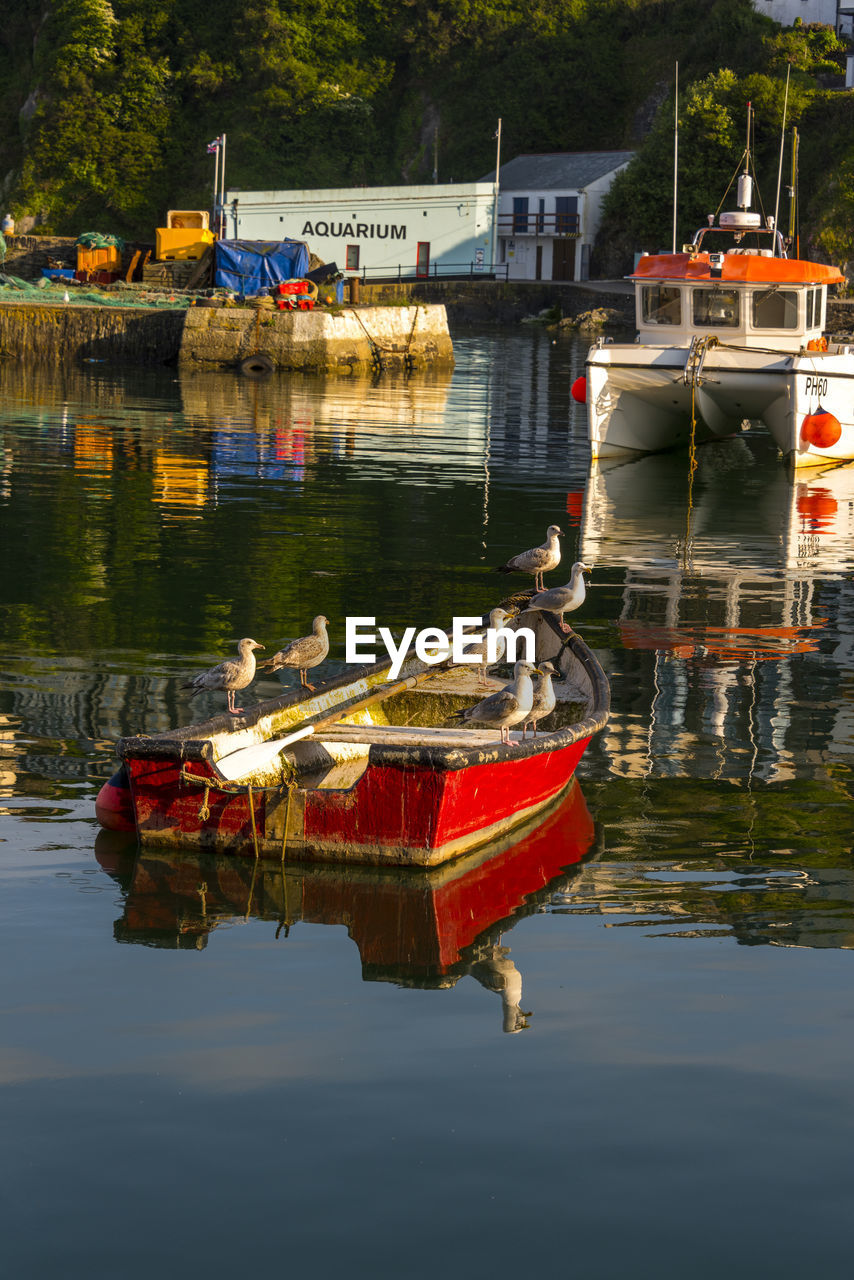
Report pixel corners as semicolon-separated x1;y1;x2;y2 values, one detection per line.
641;285;682;325
692;288;739;328
752;288;798;330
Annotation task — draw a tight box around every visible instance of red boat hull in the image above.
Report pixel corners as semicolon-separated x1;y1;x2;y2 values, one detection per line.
124;734;592;866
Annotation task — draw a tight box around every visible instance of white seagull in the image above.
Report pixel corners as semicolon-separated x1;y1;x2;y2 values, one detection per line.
463;606;515;685
183;638;265;715
529;561;590;632
497;524;563;591
459;660;536;745
524;661;558;739
262;615;330;690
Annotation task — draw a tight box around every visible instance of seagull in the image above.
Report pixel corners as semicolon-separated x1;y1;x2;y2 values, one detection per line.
457;661;535;745
529;561;590;632
262;615;330;690
182;638;265;715
496;524;563;591
524;662;558;739
462;606;515;685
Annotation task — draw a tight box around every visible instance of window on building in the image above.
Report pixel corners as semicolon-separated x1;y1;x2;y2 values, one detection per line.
692;287;739;328
641;285;682;325
416;242;430;278
752;288;798;330
345;245;359;271
537;199;545;233
513;198;529;233
555;197;578;236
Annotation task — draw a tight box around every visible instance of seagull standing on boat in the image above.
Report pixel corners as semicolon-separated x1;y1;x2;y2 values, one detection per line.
529;562;590;633
524;662;558;739
496;524;563;592
182;638;265;716
463;606;515;685
458;660;535;745
262;615;330;691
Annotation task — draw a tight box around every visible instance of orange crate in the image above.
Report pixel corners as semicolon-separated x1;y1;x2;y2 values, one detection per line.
77;245;121;273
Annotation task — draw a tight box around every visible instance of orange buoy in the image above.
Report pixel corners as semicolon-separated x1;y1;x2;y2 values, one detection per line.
571;376;587;404
95;767;136;832
800;406;842;449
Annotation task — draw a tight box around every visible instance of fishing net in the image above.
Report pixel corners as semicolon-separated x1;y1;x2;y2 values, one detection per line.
0;273;191;308
76;231;126;251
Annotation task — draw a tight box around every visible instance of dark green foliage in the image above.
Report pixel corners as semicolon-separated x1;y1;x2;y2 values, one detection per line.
1;0;852;275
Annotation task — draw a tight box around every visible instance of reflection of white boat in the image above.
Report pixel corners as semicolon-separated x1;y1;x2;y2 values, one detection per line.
579;443;854;781
584;135;850;469
583;441;854;582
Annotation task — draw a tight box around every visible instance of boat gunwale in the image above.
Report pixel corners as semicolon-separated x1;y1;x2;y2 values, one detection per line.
117;632;610;776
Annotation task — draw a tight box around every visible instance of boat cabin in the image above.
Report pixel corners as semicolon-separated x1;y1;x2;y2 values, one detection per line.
630;201;841;353
632;270;829;353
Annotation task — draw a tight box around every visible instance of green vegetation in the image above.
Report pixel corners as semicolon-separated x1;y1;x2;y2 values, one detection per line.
1;1;853;272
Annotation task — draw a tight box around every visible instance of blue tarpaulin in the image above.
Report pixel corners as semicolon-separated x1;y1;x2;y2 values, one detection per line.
214;239;310;295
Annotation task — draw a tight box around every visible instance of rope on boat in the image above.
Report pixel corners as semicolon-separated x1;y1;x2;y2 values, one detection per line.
247;782;260;860
179;762;299;858
682;335;716;569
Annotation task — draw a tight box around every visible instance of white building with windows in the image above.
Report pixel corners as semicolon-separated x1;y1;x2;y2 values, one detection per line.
483;152;635;282
224;182;496;280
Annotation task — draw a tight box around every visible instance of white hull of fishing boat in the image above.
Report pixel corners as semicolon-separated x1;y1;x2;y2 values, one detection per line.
587;342;854;469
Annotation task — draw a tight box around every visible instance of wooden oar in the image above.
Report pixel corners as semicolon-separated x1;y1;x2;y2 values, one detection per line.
214;666;443;781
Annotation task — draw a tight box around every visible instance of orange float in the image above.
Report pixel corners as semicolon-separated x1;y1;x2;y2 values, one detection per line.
800;406;842;449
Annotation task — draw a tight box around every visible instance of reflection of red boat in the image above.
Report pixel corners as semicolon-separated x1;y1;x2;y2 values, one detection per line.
96;780;596;1000
102;622;608;868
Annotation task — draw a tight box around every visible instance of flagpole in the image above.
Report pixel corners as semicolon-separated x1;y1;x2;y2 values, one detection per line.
212;143;219;232
219;133;227;237
491;117;502;274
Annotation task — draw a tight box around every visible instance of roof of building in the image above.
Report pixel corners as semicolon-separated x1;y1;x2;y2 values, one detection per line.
481;151;636;190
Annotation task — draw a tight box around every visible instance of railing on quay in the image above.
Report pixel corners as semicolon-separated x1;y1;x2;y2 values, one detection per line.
353;262;511;284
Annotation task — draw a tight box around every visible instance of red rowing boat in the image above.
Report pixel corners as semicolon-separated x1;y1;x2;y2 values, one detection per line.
97;613;608;868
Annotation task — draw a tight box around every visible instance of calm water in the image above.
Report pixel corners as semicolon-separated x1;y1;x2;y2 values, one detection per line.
1;333;853;1277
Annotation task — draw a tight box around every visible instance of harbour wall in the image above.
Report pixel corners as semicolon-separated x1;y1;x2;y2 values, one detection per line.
0;301;454;371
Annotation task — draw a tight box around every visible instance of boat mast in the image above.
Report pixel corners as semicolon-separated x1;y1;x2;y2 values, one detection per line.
789;126;799;257
672;62;678;253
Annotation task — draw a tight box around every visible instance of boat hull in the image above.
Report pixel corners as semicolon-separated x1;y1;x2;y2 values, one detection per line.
123;737;592;867
587;342;854;468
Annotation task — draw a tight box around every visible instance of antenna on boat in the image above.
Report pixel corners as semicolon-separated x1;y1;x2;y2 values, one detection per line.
788;126;799;257
672;61;679;253
738;101;753;212
773;64;791;234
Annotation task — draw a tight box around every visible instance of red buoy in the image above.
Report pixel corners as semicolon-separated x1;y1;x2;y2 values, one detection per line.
95;767;136;832
571;376;587;404
800;406;842;450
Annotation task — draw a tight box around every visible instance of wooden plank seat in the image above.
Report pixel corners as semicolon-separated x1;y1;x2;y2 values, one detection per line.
320;723;522;748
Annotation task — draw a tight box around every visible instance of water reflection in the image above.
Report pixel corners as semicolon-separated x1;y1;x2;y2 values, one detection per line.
95;780;597;1033
579;439;854;783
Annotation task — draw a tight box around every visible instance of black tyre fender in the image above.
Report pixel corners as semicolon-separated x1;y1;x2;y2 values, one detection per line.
239;353;274;379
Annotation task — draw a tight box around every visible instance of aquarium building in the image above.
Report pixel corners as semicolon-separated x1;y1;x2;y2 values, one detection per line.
224;182;497;280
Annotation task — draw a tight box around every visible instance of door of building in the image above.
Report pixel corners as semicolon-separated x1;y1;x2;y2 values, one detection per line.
416;242;430;278
552;239;576;281
535;245;543;281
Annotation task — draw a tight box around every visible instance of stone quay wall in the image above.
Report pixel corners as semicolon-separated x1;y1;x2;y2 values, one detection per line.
0;302;186;365
0;300;454;371
180;303;453;372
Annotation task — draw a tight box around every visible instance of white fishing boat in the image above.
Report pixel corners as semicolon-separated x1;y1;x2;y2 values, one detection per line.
583;124;850;469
